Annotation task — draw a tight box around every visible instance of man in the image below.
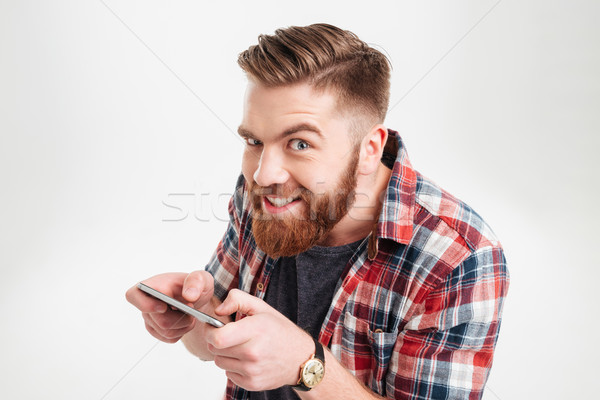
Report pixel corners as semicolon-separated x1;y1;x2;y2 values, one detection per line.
127;23;509;400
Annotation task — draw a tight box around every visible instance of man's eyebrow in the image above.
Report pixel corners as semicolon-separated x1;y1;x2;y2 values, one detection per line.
281;123;323;139
237;126;255;139
237;123;324;140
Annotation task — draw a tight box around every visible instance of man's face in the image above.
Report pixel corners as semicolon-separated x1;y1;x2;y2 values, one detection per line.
239;81;360;257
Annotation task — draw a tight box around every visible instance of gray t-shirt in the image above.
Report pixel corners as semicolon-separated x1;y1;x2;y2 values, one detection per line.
250;239;363;400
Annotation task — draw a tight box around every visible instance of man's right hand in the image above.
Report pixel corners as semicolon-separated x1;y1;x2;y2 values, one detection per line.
125;271;216;344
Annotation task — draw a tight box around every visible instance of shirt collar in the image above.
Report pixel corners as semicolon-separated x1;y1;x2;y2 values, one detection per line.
368;129;417;259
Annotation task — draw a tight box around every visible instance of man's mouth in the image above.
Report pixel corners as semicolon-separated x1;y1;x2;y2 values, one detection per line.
266;196;298;207
262;195;303;214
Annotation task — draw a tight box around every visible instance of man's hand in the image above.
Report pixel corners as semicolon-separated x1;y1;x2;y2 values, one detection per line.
128;280;380;398
206;289;314;392
125;271;216;344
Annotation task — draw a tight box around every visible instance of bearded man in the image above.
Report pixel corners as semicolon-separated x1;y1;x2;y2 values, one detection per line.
127;23;509;400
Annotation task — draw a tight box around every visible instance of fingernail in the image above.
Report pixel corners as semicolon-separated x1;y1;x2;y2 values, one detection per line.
185;287;199;298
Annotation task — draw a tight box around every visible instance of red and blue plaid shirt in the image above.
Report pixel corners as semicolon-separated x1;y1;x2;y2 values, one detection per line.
206;130;509;399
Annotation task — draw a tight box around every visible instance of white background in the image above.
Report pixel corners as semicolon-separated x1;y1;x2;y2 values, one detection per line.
1;1;598;399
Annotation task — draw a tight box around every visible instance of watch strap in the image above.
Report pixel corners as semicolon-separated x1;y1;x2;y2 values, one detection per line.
314;338;324;363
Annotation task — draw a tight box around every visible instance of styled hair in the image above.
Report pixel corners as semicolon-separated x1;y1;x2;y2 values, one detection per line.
238;23;391;126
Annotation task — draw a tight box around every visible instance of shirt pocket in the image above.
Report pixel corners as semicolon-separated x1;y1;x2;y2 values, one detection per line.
341;311;398;392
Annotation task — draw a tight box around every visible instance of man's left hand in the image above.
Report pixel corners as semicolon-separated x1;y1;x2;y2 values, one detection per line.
205;289;314;392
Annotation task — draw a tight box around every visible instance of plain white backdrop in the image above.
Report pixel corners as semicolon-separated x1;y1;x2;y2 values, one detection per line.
1;1;598;399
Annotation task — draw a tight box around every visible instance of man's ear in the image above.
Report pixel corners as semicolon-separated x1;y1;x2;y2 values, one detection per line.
358;124;388;175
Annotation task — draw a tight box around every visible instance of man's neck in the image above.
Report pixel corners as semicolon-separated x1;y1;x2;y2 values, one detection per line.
317;164;392;247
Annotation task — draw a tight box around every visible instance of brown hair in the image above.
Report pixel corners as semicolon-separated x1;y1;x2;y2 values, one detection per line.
238;23;391;128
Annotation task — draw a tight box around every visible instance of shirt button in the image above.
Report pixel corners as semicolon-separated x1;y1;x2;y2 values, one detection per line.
374;329;383;334
257;283;264;291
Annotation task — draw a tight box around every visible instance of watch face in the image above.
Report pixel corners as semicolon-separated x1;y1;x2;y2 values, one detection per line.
302;359;325;388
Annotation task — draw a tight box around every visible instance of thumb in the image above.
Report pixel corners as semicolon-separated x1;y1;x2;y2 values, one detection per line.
182;270;214;304
214;289;271;317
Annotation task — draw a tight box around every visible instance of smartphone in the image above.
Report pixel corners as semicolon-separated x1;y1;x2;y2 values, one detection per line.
137;282;225;328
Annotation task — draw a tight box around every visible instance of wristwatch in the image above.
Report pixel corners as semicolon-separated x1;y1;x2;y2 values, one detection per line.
293;337;325;391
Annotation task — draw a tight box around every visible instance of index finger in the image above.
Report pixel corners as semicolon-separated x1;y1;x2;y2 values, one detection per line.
126;284;168;313
125;272;188;313
205;314;255;351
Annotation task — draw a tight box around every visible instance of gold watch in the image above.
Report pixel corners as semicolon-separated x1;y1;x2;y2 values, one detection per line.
293;337;325;391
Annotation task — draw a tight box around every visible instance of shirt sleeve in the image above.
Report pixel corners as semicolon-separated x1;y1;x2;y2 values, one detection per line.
205;174;246;301
387;245;509;399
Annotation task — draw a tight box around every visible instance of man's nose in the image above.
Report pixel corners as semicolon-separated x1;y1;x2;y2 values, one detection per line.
253;147;290;187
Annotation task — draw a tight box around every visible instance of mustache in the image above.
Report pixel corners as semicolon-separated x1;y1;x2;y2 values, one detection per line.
248;183;314;201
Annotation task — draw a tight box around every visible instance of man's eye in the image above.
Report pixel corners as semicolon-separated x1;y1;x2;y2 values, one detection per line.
246;138;262;146
289;139;310;151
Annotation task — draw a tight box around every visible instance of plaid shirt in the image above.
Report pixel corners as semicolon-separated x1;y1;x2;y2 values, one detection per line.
206;130;509;400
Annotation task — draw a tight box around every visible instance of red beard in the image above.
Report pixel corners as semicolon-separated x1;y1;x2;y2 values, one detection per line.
249;152;359;258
